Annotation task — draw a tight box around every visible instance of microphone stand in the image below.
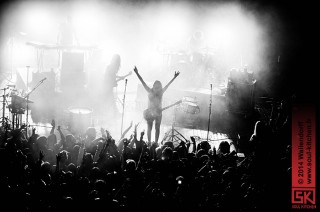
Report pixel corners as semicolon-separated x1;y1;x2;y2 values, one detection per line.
206;84;213;142
120;79;128;137
1;87;7;127
26;66;30;132
23;77;46;138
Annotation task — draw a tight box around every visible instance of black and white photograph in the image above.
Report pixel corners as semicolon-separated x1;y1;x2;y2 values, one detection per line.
0;0;318;211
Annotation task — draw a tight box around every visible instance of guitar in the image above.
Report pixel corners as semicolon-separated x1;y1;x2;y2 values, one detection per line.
114;71;132;87
143;100;182;122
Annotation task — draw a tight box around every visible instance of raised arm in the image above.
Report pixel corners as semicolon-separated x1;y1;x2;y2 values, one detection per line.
163;71;180;92
116;71;132;82
190;136;197;153
120;121;133;140
133;66;151;92
50;119;55;135
129;123;139;149
57;126;66;148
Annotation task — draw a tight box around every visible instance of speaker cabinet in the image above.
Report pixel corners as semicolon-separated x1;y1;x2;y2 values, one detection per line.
60;52;85;91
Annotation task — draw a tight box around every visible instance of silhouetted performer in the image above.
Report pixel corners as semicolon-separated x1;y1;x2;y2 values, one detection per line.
133;66;180;144
103;54;131;119
188;30;206;65
57;15;79;46
102;54;121;118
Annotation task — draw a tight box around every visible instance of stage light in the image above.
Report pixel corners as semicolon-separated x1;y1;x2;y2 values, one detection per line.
23;6;55;37
153;6;191;47
71;3;104;45
204;4;263;71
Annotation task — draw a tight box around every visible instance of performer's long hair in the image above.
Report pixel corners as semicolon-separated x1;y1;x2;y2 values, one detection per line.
109;54;121;70
152;80;163;95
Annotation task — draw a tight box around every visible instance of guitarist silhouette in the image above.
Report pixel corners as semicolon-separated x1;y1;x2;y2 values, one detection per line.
102;54;131;119
105;54;132;88
133;66;180;144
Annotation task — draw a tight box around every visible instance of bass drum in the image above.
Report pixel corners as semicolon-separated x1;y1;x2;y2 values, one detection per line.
180;97;200;114
67;106;93;135
180;102;200;114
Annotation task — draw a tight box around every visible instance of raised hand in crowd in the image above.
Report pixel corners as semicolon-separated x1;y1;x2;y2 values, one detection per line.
120;121;133;140
50;119;55;135
133;66;138;74
28;127;38;145
57;125;66;149
174;71;180;78
105;129;112;140
140;130;145;142
190;136;197;153
100;127;107;139
133;122;139;142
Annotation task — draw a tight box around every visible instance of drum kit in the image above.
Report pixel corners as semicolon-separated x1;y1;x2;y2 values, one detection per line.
167;48;215;70
1;82;95;134
65;106;93;135
180;96;200;115
1;87;34;129
161;96;201;146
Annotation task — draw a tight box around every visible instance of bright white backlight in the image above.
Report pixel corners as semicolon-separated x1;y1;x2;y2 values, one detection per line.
23;7;55;36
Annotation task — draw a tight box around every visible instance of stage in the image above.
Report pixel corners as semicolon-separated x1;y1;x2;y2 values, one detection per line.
1;70;248;153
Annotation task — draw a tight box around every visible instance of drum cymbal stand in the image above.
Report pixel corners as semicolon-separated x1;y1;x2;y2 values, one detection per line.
120;79;128;137
1;87;8;127
1;87;9;142
161;106;187;146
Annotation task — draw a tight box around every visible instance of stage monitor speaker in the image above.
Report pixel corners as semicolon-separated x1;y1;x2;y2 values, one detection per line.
226;80;255;114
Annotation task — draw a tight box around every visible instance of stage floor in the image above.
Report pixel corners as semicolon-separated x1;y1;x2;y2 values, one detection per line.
1;71;244;153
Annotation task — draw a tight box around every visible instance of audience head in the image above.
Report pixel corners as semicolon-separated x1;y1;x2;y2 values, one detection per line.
37;136;48;149
218;141;230;155
67;163;77;175
58;150;69;164
110;54;121;69
198;140;211;153
196;149;206;158
83;153;93;166
161;146;173;161
163;141;174;150
66;134;76;144
125;159;136;172
1;101;290;212
86;127;97;140
47;134;57;149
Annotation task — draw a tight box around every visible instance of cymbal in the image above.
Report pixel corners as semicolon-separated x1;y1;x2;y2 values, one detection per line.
259;96;273;99
182;96;197;103
68;107;92;115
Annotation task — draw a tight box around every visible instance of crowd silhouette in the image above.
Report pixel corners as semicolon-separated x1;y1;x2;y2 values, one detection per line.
0;98;292;212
